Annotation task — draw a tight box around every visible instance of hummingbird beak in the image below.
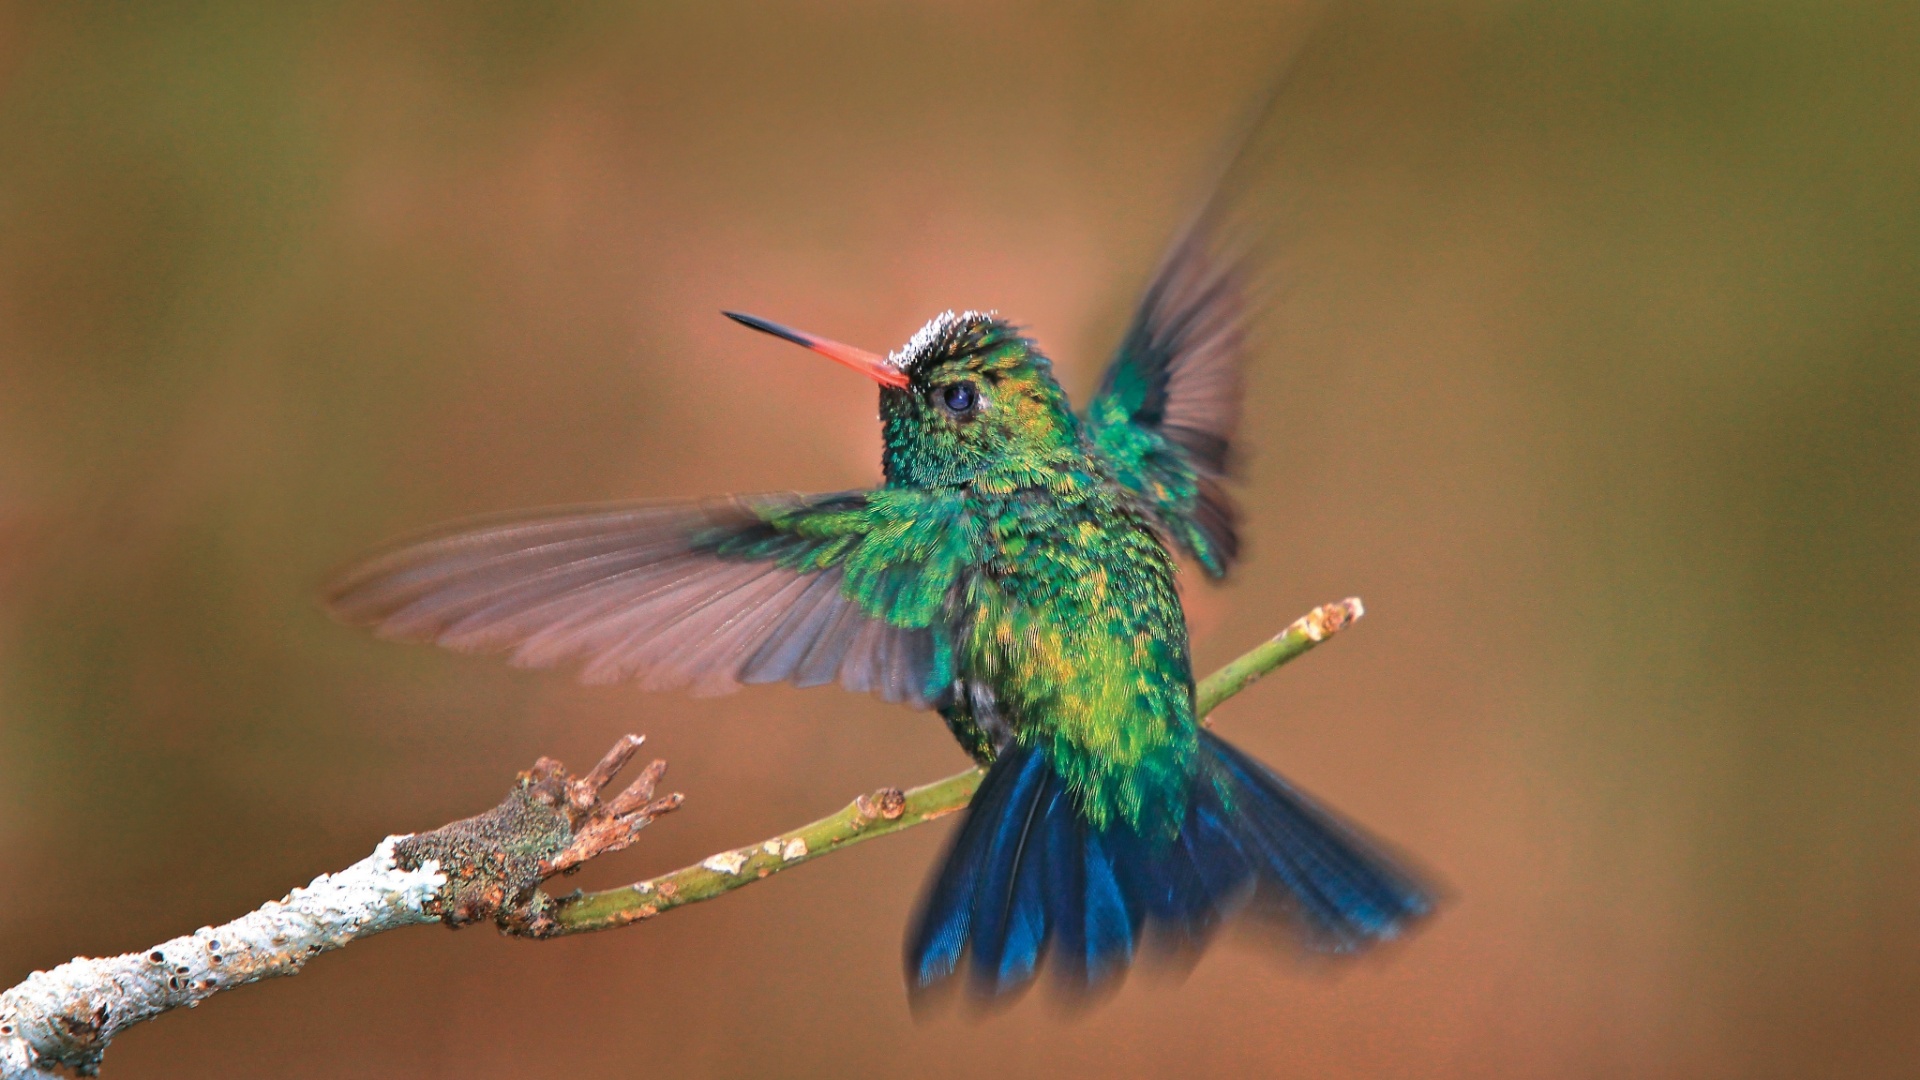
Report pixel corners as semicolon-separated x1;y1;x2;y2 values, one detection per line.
723;311;910;389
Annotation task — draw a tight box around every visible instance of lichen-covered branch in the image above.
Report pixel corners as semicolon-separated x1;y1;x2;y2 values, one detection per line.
541;597;1366;935
390;734;682;936
0;598;1363;1078
0;839;447;1080
0;738;680;1078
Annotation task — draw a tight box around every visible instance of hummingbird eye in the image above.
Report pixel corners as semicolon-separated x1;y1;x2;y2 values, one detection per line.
937;381;980;417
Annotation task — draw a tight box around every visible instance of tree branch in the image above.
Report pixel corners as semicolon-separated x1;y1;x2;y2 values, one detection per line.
542;597;1366;935
0;739;681;1079
0;598;1363;1078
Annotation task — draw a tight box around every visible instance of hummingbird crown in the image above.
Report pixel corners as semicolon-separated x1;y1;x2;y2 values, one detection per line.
876;309;1077;490
890;309;1039;379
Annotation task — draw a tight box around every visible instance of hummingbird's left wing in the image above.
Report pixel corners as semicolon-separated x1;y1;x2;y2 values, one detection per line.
324;490;976;707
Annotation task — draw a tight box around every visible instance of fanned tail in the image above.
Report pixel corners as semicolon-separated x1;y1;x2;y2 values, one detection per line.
905;732;1433;999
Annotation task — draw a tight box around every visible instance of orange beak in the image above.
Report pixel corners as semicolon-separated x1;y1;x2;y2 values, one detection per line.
723;311;909;389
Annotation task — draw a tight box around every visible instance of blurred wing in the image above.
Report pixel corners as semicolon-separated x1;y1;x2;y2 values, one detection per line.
1086;221;1247;578
323;493;961;707
1082;63;1312;580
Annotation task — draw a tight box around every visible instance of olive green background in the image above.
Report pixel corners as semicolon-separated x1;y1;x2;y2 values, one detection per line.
2;2;1916;1077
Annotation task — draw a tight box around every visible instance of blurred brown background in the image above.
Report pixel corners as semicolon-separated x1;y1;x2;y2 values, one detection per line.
2;1;1917;1077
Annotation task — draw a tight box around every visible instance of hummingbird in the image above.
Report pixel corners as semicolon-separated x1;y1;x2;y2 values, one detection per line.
325;135;1433;1001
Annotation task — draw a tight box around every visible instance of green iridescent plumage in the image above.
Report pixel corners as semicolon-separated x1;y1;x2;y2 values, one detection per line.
658;312;1226;834
882;317;1207;833
326;162;1429;1000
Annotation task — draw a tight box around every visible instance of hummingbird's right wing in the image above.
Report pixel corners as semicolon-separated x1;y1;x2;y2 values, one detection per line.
1084;219;1247;579
323;491;976;708
1084;67;1300;581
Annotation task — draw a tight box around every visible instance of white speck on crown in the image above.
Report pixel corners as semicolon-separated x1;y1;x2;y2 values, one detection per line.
889;309;999;368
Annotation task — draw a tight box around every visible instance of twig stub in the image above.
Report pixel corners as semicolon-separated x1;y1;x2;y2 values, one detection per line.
392;737;682;937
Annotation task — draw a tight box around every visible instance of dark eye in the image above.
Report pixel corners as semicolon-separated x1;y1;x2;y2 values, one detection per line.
939;381;979;415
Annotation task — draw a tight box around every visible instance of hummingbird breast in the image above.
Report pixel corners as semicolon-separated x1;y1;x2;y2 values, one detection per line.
943;476;1200;833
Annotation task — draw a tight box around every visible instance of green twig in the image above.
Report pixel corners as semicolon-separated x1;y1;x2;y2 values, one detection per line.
1198;595;1364;715
542;597;1366;936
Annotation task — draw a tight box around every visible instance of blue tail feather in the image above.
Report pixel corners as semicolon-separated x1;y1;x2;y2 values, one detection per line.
968;752;1053;994
905;744;1037;986
905;732;1432;998
1204;734;1430;948
1078;829;1138;986
1040;785;1089;986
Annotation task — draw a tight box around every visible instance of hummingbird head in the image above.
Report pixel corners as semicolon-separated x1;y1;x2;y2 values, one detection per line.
724;309;1077;488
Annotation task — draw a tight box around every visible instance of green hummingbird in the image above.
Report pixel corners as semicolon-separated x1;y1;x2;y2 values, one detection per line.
326;159;1432;1001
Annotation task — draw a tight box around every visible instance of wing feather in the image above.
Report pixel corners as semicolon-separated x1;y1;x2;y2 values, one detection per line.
325;495;952;707
1086;223;1248;577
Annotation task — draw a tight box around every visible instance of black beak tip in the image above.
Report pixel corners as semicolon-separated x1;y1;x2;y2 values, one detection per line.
723;310;812;349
